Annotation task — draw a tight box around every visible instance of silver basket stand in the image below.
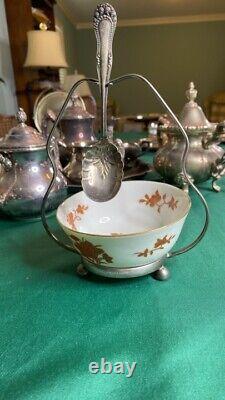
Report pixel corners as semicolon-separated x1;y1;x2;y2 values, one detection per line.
41;74;209;281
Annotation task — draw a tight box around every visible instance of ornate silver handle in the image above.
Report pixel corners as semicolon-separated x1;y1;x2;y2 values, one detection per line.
93;3;117;137
203;121;225;149
0;153;12;171
211;153;225;192
71;94;87;111
109;73;209;258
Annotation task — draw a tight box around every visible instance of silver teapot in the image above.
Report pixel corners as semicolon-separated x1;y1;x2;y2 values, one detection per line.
154;82;225;191
58;96;96;166
0;108;67;219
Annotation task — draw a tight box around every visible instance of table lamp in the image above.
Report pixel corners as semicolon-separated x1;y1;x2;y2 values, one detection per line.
24;23;68;88
62;70;92;97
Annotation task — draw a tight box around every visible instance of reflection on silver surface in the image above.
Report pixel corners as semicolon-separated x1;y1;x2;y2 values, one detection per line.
0;149;67;219
0;108;66;220
154;82;225;190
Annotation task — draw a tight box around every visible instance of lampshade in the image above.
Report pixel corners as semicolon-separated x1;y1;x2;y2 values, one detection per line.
24;30;68;68
62;70;92;97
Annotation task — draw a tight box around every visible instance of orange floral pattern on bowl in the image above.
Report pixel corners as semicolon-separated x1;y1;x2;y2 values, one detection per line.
139;190;178;213
71;235;113;265
135;234;176;258
67;204;88;230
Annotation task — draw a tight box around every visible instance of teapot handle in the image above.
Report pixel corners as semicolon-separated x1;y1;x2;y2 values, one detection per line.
41;77;98;253
109;73;209;258
0;153;12;171
202;121;225;149
202;121;225;192
71;94;87;111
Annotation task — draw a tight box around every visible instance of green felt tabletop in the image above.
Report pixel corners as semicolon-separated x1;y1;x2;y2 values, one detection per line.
0;133;225;400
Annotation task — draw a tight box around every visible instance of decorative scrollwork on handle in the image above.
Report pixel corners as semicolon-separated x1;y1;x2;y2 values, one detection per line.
93;3;117;135
93;5;117;67
212;155;225;192
93;3;117;26
93;3;117;77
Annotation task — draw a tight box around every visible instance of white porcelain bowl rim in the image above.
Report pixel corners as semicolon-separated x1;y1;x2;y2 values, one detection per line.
56;181;191;238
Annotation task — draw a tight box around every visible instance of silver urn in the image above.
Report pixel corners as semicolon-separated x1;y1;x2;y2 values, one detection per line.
154;82;225;191
0;108;67;219
58;96;96;170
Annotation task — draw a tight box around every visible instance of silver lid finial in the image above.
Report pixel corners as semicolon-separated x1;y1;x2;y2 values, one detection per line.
16;108;27;124
186;82;197;102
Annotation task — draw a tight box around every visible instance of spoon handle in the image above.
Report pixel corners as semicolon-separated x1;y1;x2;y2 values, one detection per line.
93;3;117;137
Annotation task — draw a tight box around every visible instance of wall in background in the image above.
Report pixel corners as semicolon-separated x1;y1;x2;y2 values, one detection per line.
54;4;77;75
1;3;225;117
0;0;17;115
74;21;225;115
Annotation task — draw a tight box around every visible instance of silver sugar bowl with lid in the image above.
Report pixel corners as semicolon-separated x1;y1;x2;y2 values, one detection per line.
58;96;96;169
58;96;125;184
154;82;225;191
0;108;67;219
59;97;96;149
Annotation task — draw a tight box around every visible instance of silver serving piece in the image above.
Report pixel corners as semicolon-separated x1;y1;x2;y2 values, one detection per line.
0;108;66;219
59;95;96;149
41;3;209;281
154;82;225;191
58;95;124;184
58;95;96;181
41;96;97;182
82;3;123;202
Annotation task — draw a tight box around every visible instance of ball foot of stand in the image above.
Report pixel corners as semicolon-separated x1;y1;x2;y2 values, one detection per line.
212;178;221;192
80;258;167;279
77;264;88;277
151;266;170;281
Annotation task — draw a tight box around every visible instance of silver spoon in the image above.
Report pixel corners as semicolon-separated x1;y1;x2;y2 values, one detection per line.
81;3;123;202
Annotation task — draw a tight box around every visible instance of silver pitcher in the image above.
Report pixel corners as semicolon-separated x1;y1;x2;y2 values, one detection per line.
0;108;67;219
154;82;225;191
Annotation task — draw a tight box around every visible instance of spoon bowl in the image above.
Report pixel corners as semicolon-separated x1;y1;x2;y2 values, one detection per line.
82;138;124;202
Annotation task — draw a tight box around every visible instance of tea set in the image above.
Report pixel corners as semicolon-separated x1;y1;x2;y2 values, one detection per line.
1;3;224;281
154;82;225;191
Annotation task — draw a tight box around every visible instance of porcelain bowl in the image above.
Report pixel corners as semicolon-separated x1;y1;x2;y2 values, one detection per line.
57;181;191;270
